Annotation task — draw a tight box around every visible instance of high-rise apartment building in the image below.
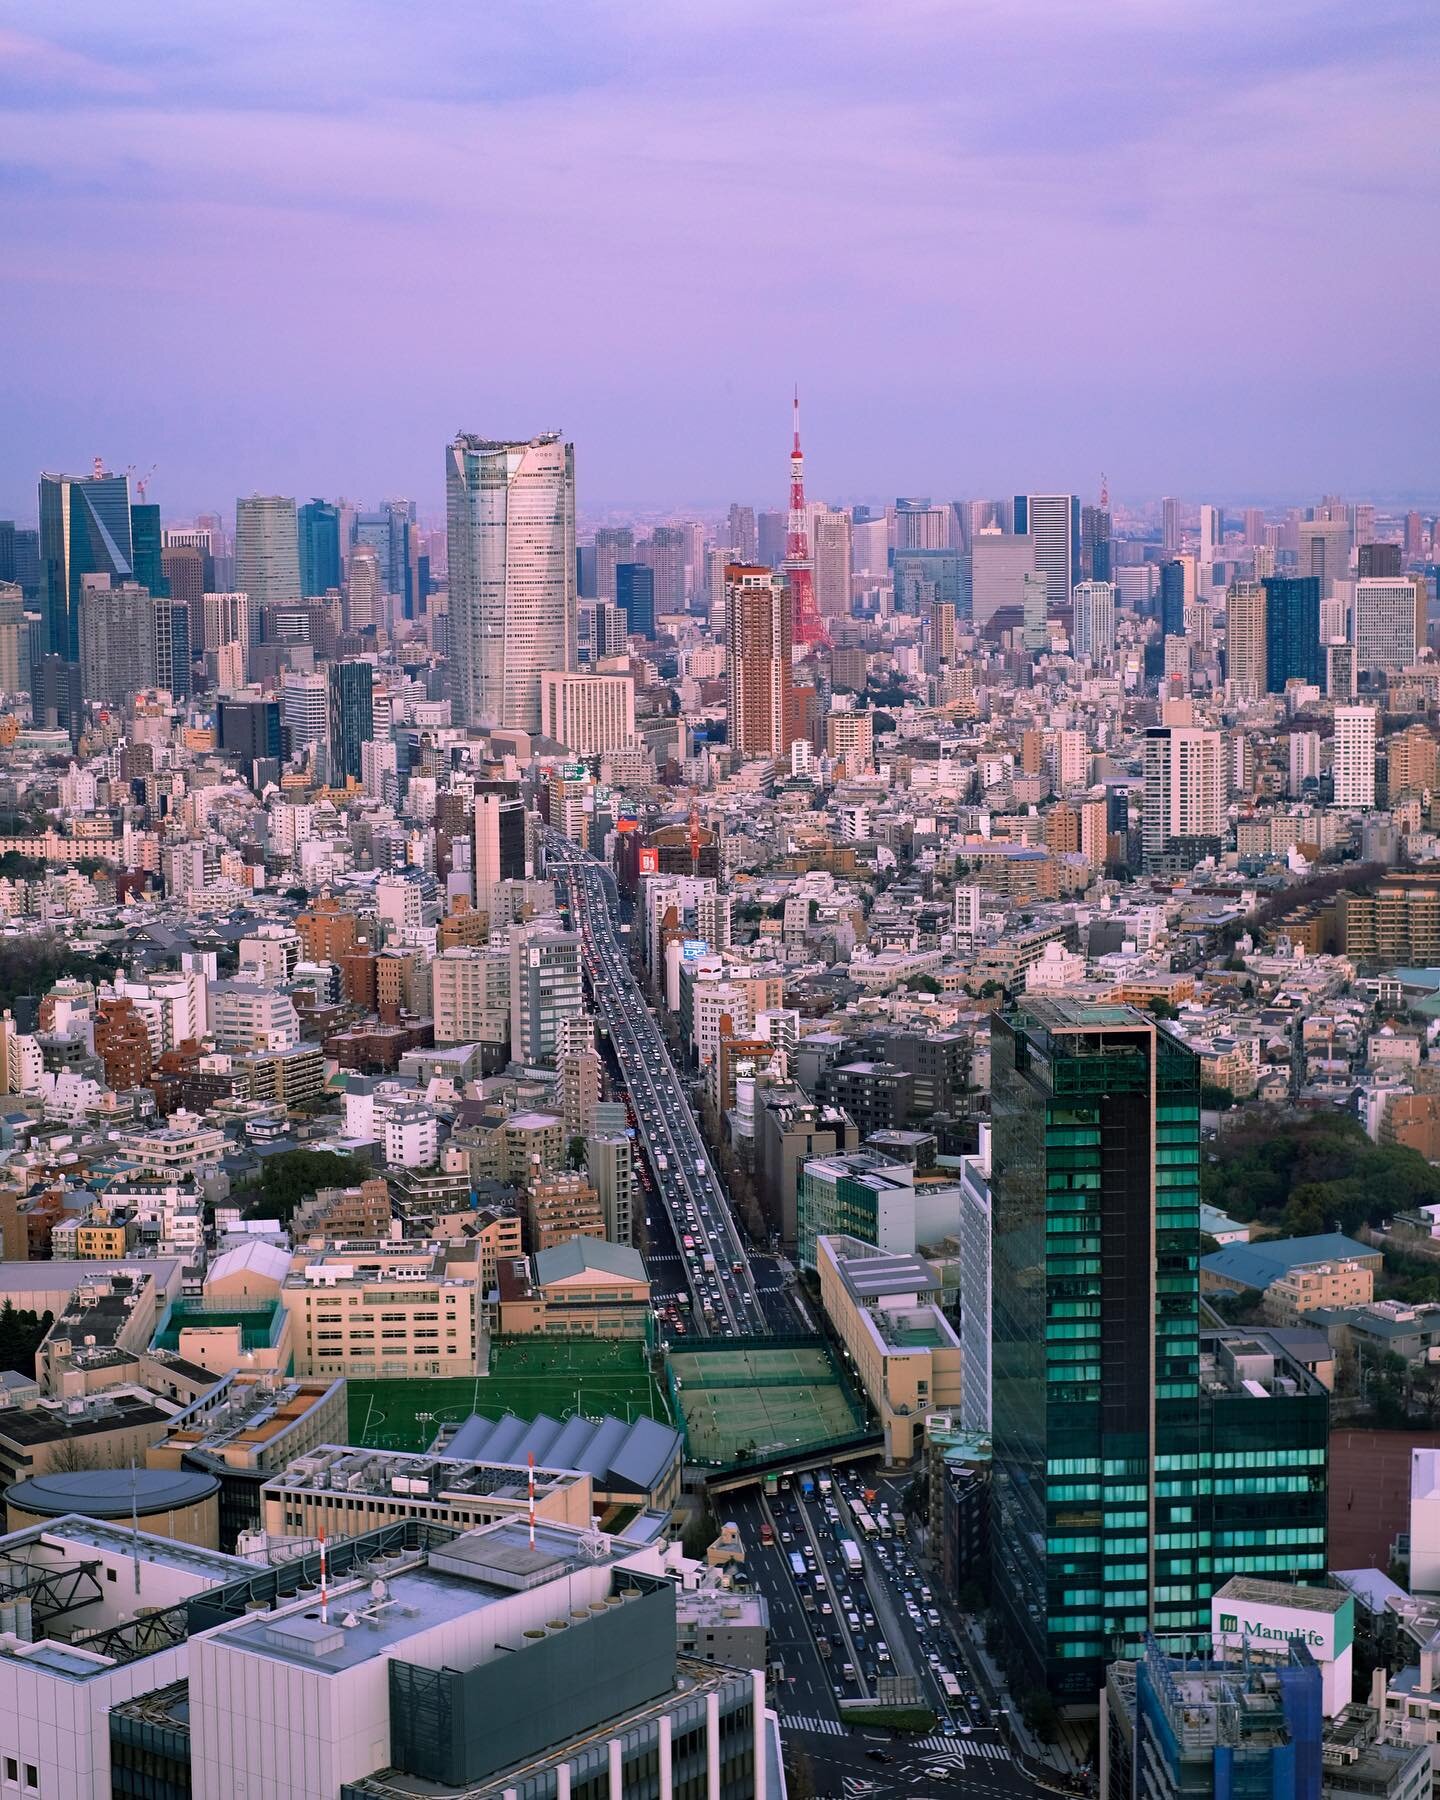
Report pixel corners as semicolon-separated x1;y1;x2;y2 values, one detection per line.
327;659;374;785
1143;727;1225;868
1158;561;1186;638
446;433;576;732
992;1001;1328;1704
152;591;190;701
298;499;342;596
343;543;383;632
638;527;686;614
161;542;206;658
39;468;134;662
615;561;655;639
1262;576;1321;693
725;504;758;562
1224;581;1267;699
812;508;853;619
1354;577;1420;672
1013;494;1079;611
726;564;795;758
1072;581;1116;661
756;509;787;569
77;579;157;707
234;495;301;608
1333;705;1377;808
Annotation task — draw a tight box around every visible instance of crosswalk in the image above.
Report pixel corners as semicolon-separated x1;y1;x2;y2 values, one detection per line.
779;1717;1011;1759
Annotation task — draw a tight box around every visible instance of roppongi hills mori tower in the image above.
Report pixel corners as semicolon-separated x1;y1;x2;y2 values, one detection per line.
446;432;577;734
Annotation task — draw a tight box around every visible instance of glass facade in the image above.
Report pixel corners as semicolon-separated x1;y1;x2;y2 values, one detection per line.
299;499;342;597
991;1002;1327;1704
1263;576;1322;694
39;471;134;661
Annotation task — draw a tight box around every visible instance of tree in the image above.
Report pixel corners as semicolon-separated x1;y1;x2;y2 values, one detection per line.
1021;1686;1061;1743
246;1149;378;1221
681;1508;719;1559
907;974;942;995
566;1136;588;1172
1199;1083;1237;1112
285;886;310;904
1146;997;1179;1020
0;1303;51;1377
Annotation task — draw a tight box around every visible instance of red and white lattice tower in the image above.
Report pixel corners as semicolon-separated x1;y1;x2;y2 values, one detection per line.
784;388;827;648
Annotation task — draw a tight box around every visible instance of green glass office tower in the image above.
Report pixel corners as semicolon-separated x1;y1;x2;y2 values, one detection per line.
130;503;167;599
991;1002;1326;1706
39;470;134;662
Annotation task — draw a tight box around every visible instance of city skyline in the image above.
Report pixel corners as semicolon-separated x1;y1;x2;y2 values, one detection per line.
3;1;1438;515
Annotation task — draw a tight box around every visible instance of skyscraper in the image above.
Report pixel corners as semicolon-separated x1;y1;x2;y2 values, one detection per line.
328;659;374;784
298;500;342;597
1224;581;1267;700
1354;577;1419;672
343;544;382;633
726;564;794;758
639;527;686;614
756;510;787;570
1159;561;1186;638
39;468;134;662
725;504;758;562
970;532;1037;631
152;592;191;701
991;1001;1328;1703
234;496;301;608
1080;504;1112;582
1161;495;1181;557
78;579;155;707
592;528;634;602
446;433;576;733
473;788;529;907
1358;541;1402;579
812;508;853;620
1262;576;1322;693
130;502;166;598
281;670;329;747
1013;494;1079;611
161;543;206;658
1072;580;1116;661
1333;705;1377;808
615;562;656;639
1297;517;1351;597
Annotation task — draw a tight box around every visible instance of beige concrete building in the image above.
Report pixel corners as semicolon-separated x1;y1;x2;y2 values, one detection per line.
432;943;512;1047
525;1171;607;1251
1262;1258;1376;1327
260;1443;594;1543
540;671;636;755
496;1240;651;1338
815;1234;962;1463
280;1239;485;1379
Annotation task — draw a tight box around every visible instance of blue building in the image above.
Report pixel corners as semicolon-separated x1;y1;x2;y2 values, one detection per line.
893;547;968;620
1264;576;1322;694
328;658;374;784
1160;560;1186;638
616;561;656;639
1104;1634;1322;1800
39;469;134;662
298;499;342;597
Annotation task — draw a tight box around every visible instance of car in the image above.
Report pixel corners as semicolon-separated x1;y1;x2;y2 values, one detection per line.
865;1751;895;1765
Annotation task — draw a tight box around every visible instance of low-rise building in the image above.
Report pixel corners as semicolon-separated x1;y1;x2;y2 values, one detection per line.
496;1240;651;1338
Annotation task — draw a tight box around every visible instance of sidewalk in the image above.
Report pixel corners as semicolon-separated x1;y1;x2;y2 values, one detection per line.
961;1620;1092;1777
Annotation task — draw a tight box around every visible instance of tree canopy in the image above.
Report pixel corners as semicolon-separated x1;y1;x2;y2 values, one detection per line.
246;1149;379;1221
0;1303;52;1377
1203;1113;1440;1239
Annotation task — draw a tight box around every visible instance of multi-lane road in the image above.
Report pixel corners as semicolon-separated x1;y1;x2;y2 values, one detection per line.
546;831;770;1338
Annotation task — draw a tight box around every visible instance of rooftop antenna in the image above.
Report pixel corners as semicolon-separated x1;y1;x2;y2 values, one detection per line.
527;1452;536;1550
319;1529;329;1624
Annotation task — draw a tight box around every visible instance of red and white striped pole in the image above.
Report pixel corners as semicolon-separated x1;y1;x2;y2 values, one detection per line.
528;1452;536;1550
319;1530;328;1623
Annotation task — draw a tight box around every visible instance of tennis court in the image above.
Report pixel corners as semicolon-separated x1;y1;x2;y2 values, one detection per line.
348;1338;674;1452
669;1342;865;1466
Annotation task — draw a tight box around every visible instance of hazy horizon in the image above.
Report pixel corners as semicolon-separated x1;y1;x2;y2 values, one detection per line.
3;1;1437;521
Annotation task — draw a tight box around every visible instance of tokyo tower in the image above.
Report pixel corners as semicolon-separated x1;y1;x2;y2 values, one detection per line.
784;388;827;648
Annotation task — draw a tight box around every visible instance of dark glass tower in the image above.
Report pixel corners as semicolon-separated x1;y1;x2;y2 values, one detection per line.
1263;576;1322;693
39;471;134;662
990;1002;1327;1705
616;562;656;639
298;500;342;597
328;658;374;784
130;502;167;598
1159;561;1185;638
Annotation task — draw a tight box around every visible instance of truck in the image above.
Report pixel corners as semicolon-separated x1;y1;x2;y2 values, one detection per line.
759;1520;775;1545
789;1552;807;1581
799;1473;816;1500
841;1539;862;1574
817;1474;832;1496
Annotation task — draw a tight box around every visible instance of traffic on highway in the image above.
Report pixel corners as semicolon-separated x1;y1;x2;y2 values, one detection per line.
546;831;770;1338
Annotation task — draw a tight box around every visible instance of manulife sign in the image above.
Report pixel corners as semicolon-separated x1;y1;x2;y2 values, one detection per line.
1210;1580;1355;1718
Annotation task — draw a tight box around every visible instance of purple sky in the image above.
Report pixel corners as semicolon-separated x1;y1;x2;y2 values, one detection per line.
2;1;1437;522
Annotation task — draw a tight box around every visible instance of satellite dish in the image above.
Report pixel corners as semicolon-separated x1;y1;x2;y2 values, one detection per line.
370;1579;388;1601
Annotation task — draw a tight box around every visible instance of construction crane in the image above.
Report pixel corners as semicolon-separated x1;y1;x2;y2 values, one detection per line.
688;796;702;876
126;464;158;502
1100;471;1110;510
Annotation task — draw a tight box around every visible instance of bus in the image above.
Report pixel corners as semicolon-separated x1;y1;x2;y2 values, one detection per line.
841;1539;862;1574
853;1508;878;1540
759;1521;775;1546
789;1552;807;1582
939;1673;963;1704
